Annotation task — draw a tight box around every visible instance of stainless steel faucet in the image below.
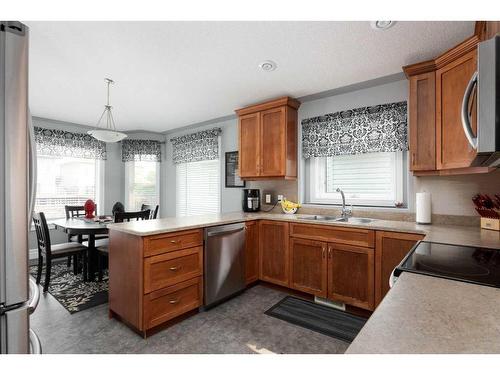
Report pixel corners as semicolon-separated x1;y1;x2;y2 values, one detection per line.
336;188;352;219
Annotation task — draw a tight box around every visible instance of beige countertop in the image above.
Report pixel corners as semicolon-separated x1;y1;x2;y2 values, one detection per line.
107;211;500;249
346;272;500;353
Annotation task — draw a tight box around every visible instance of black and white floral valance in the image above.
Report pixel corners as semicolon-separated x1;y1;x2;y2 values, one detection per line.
170;128;221;164
121;139;162;162
34;127;107;160
301;101;408;158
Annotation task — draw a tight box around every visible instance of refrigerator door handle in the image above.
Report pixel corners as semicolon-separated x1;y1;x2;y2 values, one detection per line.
27;109;37;225
27;276;39;314
29;329;42;354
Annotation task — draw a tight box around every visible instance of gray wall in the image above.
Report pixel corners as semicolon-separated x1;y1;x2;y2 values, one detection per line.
164;118;243;217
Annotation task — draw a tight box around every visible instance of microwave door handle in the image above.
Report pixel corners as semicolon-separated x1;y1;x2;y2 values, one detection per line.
461;71;478;150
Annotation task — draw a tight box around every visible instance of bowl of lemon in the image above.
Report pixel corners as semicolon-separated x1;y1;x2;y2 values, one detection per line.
281;198;301;214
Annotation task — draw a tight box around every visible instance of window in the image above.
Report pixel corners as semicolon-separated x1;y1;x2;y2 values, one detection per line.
176;159;220;217
35;155;103;219
307;152;405;207
125;161;160;211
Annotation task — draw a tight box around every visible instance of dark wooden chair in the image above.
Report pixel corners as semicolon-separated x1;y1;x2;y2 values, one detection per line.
33;212;88;292
95;210;151;281
140;204;159;219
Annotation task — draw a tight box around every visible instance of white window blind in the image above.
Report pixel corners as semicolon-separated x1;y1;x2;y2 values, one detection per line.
35;155;103;219
309;152;404;207
176;159;220;217
125;161;160;211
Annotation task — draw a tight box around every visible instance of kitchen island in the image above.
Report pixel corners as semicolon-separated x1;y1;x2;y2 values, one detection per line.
106;212;500;338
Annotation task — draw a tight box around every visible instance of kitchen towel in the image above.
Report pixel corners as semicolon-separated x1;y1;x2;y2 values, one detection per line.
416;192;432;224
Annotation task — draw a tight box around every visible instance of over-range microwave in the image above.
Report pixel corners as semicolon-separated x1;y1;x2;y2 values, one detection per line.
462;35;500;167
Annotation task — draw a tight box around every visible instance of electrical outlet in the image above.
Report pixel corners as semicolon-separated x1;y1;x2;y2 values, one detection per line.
265;194;272;204
277;194;284;202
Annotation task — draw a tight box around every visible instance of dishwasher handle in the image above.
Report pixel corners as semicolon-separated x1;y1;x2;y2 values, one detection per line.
206;227;245;237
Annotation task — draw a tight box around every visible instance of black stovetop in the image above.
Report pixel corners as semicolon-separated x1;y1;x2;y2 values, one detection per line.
394;241;500;288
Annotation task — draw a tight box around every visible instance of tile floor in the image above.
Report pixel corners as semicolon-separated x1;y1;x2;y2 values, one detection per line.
30;284;350;354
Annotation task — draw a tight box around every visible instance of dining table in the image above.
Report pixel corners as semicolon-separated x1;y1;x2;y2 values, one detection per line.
52;217;110;281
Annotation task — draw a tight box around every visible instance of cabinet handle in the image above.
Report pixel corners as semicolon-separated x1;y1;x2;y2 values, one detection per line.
169;299;179;304
322;247;326;259
328;248;332;259
169;266;181;272
170;240;179;244
411;152;415;166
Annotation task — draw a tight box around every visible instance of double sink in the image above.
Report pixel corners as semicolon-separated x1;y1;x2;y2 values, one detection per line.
297;215;375;224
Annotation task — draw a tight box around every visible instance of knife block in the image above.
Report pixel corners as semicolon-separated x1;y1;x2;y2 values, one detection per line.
481;217;500;231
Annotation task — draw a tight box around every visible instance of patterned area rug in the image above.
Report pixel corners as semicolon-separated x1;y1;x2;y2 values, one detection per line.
29;262;108;314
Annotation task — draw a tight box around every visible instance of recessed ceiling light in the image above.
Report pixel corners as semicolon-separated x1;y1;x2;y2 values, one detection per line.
370;21;396;30
259;60;277;72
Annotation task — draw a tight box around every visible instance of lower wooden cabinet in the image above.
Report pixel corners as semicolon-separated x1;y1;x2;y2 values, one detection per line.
327;243;374;310
375;231;424;306
259;220;290;287
245;221;259;284
144;277;202;330
289;238;327;297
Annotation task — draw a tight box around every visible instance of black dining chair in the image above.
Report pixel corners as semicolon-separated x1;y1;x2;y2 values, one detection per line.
95;209;151;281
33;212;88;292
140;204;159;219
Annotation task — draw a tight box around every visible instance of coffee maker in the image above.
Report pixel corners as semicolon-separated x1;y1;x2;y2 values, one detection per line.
242;189;260;212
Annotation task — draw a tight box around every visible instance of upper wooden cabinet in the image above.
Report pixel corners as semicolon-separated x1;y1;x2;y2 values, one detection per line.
409;72;436;171
236;97;300;180
404;22;496;176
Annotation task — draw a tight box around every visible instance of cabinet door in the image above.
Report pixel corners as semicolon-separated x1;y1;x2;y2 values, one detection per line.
239;113;261;178
260;107;286;176
327;243;374;310
289;238;327;297
259;220;289;287
245;221;259;285
375;231;424;306
436;50;478;169
409;72;436;171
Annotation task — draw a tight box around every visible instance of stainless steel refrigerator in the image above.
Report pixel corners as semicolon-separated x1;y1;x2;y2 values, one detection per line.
0;21;41;354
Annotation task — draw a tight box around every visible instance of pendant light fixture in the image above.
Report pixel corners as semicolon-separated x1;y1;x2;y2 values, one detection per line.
88;78;127;143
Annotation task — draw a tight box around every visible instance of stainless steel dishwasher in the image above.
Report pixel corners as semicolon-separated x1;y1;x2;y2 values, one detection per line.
204;223;246;308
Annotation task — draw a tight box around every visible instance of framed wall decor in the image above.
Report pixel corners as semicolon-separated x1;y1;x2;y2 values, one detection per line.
225;151;246;188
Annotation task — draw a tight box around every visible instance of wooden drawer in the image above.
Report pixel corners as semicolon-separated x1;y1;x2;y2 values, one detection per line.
144;277;202;330
143;229;203;257
290;223;374;248
144;246;203;293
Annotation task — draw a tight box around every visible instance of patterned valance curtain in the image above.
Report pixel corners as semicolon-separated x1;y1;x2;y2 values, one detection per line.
121;139;162;162
301;101;408;158
170;127;222;164
34;126;107;160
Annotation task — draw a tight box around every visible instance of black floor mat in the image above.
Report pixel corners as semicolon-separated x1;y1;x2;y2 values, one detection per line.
265;296;367;343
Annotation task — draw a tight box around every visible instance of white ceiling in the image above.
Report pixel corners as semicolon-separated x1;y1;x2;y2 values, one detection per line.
27;21;474;132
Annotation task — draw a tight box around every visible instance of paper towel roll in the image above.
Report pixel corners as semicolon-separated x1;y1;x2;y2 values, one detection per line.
416;192;432;224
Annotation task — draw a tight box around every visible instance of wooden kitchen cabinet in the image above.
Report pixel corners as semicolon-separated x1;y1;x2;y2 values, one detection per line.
238;113;260;177
436;49;478;170
327;243;375;311
404;23;493;176
289;237;327;297
375;231;424;306
245;221;259;284
259;220;290;287
409;72;436;171
236;96;300;180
